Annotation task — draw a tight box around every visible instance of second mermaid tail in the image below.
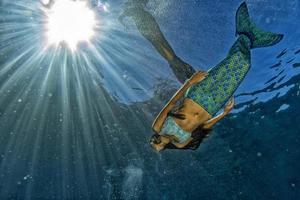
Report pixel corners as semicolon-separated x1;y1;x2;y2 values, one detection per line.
168;56;195;83
186;2;283;116
120;1;196;83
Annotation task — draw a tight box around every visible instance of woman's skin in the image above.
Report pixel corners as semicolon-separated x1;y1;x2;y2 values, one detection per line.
119;1;235;151
123;1;282;152
151;71;235;152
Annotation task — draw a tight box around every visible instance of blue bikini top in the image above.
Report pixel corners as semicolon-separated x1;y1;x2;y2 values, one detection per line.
159;116;191;144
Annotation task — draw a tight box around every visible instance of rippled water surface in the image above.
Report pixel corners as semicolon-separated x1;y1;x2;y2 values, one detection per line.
0;0;299;199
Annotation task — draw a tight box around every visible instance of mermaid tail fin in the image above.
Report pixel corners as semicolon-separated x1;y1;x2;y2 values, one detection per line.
236;2;283;48
169;57;196;83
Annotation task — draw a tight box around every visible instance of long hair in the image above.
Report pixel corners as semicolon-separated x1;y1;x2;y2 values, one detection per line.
163;112;212;150
164;126;212;150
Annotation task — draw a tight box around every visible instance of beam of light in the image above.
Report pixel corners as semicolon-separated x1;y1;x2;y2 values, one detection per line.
40;0;50;6
1;0;300;198
0;0;170;198
44;0;97;50
96;1;110;12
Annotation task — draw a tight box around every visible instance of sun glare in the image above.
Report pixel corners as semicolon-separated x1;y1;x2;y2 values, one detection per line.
45;0;97;50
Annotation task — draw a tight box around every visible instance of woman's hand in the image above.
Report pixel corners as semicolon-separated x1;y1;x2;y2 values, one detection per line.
224;97;235;113
188;71;209;85
203;97;235;129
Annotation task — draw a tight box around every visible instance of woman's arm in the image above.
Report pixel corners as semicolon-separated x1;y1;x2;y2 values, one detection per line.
202;97;235;129
152;71;208;133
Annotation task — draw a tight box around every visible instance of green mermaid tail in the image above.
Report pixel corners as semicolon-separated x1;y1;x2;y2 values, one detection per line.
186;2;283;116
236;2;283;48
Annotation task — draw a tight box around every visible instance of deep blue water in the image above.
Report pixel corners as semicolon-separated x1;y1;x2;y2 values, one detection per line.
0;0;299;199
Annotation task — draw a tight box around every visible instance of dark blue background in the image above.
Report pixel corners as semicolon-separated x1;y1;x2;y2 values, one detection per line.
0;0;299;199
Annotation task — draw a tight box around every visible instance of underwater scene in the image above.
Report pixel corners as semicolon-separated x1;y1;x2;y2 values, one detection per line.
0;0;299;199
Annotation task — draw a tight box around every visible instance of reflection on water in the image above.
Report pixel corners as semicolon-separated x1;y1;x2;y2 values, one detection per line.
236;46;300;109
0;0;299;199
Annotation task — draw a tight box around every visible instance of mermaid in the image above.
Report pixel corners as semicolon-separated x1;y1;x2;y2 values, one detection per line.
119;0;196;83
121;2;283;151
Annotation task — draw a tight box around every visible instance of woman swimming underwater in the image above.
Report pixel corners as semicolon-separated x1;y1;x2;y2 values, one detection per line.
122;2;283;151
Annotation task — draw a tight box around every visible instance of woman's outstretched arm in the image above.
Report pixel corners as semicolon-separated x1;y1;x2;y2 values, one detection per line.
202;97;235;129
152;71;208;133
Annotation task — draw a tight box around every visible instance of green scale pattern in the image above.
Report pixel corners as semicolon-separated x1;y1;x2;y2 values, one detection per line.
185;35;251;116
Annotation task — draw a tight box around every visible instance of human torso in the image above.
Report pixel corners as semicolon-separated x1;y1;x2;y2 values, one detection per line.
159;116;191;144
159;98;211;144
174;98;212;132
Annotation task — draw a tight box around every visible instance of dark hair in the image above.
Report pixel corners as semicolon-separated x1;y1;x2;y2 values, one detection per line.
168;111;212;149
151;111;212;151
150;127;211;151
150;133;161;145
165;126;212;150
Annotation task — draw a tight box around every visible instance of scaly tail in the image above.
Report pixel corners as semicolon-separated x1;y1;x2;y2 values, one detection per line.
236;2;283;48
169;57;196;83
